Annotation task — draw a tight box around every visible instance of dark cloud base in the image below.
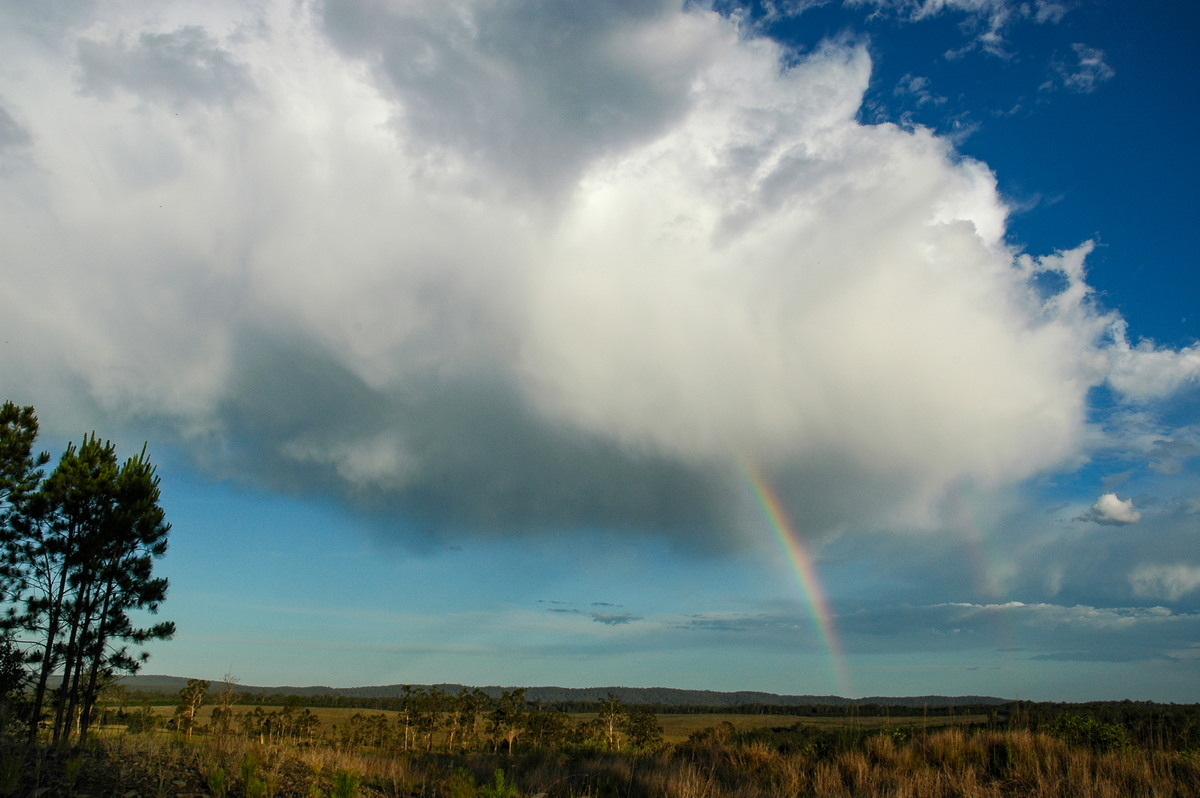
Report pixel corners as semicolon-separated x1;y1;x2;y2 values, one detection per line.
183;333;738;549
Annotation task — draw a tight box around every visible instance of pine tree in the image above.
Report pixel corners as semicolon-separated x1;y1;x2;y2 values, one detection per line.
3;421;174;747
0;403;48;720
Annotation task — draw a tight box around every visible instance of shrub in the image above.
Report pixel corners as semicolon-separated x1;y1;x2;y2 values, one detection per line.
1046;713;1131;752
205;763;229;798
331;768;361;798
446;767;478;798
480;768;519;798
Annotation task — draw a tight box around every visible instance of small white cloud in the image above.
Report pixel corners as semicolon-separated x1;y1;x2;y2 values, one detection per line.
1130;564;1200;601
1030;1;1068;25
1044;42;1115;93
1081;493;1142;525
894;72;947;106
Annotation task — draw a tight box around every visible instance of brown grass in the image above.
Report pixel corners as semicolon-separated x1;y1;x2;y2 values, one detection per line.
135;705;986;743
41;715;1200;797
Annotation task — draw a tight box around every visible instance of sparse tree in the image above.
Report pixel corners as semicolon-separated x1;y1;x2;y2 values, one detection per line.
451;688;488;752
210;673;240;750
597;693;625;751
172;678;209;738
489;689;527;754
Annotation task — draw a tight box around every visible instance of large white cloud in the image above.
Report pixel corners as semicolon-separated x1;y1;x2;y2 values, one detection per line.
0;0;1189;542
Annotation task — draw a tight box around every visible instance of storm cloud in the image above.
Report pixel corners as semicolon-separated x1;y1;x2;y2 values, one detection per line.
0;0;1195;549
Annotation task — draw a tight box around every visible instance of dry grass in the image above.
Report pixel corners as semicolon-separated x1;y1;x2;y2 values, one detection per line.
37;715;1200;797
134;705;984;744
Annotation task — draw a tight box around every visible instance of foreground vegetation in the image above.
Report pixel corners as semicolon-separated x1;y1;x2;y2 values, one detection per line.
1;684;1197;797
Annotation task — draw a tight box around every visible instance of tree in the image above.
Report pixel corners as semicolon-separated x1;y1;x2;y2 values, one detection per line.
0;403;47;733
172;678;209;738
489;689;528;754
450;688;488;752
210;673;240;751
0;403;48;547
624;707;664;751
525;708;569;749
4;422;174;747
597;693;625;750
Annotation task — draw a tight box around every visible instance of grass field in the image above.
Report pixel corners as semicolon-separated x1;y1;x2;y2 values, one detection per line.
655;712;988;742
133;704;988;743
41;698;1200;796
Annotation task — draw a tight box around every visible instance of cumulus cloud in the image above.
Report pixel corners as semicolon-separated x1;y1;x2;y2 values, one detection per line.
0;0;1189;547
319;0;729;194
1106;322;1200;402
1081;493;1142;526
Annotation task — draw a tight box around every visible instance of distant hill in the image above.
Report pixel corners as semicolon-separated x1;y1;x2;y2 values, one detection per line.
120;675;1008;708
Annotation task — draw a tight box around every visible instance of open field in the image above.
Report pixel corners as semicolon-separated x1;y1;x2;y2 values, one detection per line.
44;722;1200;797
656;712;989;742
6;691;1193;797
130;704;990;743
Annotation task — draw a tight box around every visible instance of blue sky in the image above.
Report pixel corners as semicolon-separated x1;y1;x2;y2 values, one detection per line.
1;0;1198;702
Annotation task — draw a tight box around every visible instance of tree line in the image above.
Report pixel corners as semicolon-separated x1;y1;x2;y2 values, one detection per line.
0;401;174;749
109;680;665;755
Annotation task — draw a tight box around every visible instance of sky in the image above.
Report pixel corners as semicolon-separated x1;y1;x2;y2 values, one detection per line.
1;0;1198;703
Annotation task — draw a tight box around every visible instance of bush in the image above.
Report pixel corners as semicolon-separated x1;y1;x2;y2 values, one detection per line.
331;769;360;798
480;768;519;798
1045;713;1131;752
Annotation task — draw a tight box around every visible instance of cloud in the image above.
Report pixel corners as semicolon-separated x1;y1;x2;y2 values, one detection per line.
0;102;31;149
1030;2;1068;25
1043;42;1114;93
844;601;1200;661
591;613;643;626
846;0;1066;57
1105;322;1200;402
675;600;1200;663
76;25;254;109
1080;493;1142;526
544;606;643;626
319;0;730;195
894;73;947;106
0;0;1191;549
1130;564;1200;602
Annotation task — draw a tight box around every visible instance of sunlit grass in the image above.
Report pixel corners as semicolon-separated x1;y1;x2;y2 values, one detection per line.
130;704;988;743
47;713;1199;797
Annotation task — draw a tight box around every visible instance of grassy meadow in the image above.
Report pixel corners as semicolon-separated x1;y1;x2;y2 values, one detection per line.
4;688;1196;797
133;704;988;743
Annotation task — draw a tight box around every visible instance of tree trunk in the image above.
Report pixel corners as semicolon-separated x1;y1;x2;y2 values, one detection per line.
76;581;116;746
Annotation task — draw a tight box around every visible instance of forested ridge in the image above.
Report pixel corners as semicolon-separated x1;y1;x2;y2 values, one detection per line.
118;674;1008;709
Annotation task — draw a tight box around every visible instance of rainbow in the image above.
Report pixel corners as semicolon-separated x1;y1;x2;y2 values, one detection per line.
739;460;851;696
